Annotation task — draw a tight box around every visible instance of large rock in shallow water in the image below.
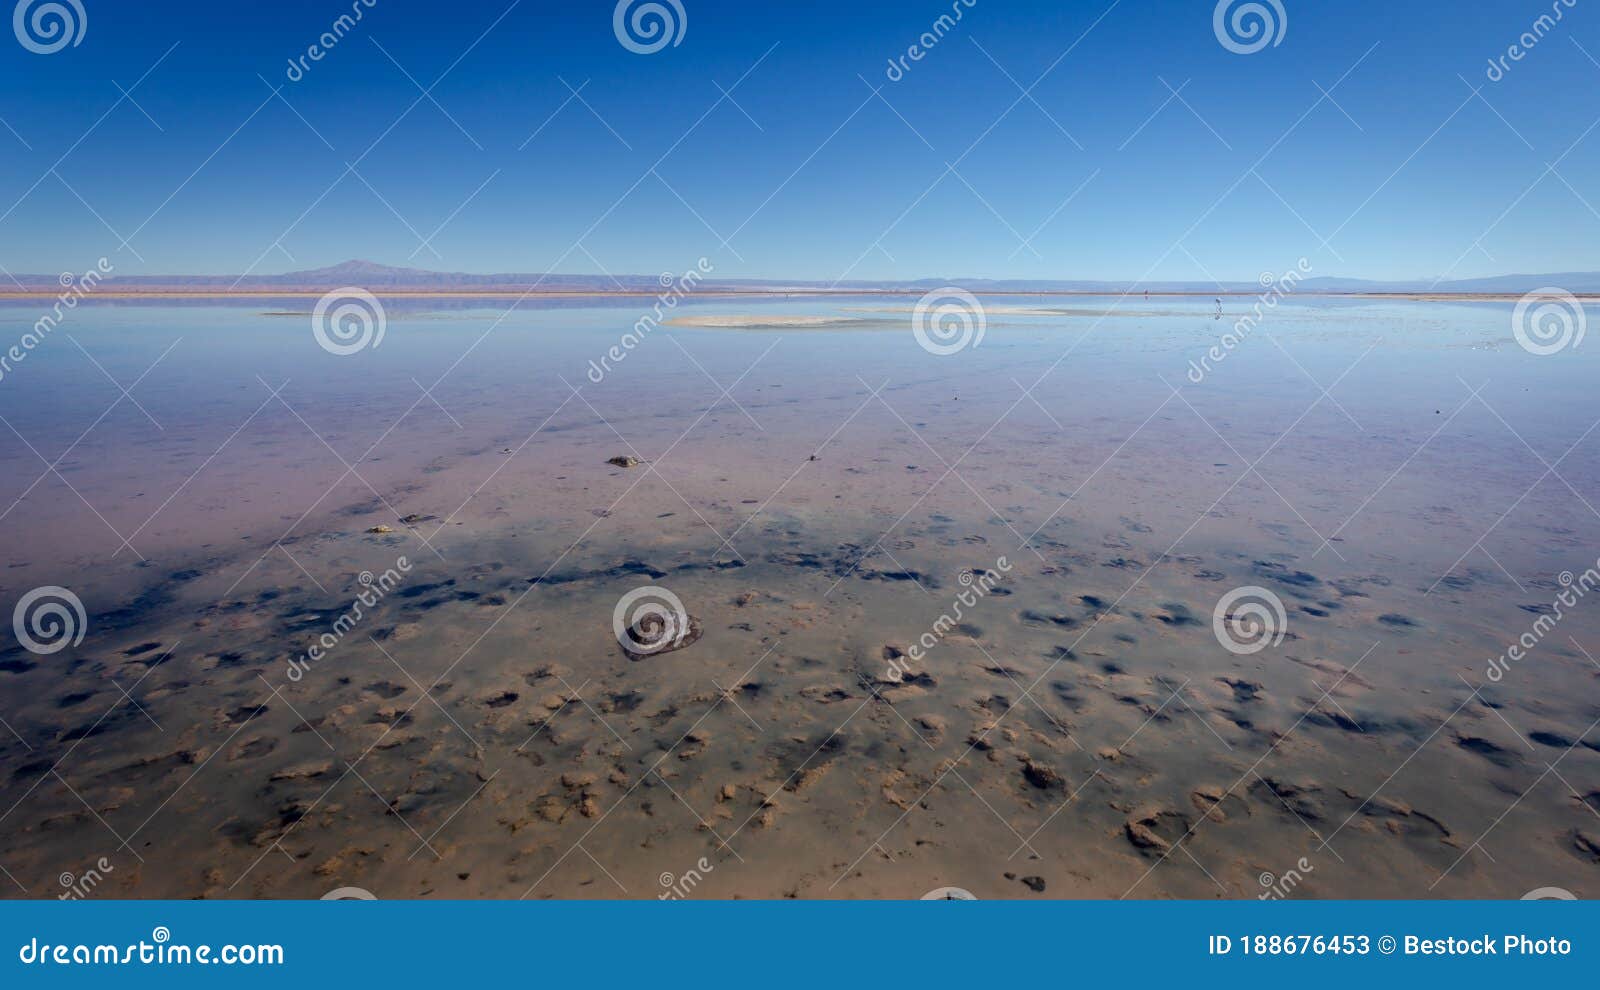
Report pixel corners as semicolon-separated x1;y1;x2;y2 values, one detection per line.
618;612;703;660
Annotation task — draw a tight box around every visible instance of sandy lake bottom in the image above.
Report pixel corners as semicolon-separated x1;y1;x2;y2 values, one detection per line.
1;295;1597;899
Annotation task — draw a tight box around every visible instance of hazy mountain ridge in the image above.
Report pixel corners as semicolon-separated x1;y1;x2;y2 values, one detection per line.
8;260;1600;294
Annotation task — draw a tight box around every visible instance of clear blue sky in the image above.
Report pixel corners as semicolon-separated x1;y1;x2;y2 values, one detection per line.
0;0;1595;282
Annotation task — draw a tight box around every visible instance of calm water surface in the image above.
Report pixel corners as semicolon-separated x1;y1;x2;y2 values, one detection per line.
0;295;1596;899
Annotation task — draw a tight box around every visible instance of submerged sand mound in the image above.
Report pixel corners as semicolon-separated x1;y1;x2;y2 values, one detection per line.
664;314;891;330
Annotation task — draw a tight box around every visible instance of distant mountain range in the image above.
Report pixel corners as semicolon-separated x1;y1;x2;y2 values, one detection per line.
7;259;1600;295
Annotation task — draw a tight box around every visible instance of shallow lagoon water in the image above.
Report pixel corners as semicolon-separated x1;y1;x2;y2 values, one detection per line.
0;295;1597;899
